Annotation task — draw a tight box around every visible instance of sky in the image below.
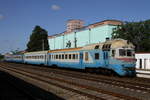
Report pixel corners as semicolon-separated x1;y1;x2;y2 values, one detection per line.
0;0;150;54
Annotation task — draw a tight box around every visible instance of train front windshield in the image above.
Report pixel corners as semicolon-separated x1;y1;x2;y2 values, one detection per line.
119;49;133;57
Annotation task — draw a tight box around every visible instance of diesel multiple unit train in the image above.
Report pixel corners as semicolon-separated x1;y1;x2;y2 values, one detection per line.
4;39;136;76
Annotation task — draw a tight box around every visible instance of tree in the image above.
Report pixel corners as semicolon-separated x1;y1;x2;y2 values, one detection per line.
0;53;4;60
112;20;150;52
26;26;49;52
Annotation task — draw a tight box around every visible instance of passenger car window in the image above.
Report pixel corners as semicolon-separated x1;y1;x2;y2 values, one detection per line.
85;52;89;61
69;54;71;59
73;54;76;59
62;54;64;59
65;54;68;59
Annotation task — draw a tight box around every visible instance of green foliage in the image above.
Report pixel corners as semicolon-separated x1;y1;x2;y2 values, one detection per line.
27;26;49;52
0;53;4;60
112;20;150;52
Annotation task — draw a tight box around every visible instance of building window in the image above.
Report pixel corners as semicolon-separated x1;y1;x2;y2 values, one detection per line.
95;53;99;60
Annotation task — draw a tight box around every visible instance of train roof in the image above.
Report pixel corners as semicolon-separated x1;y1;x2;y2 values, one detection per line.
82;39;134;50
24;51;48;55
48;47;82;53
104;39;134;49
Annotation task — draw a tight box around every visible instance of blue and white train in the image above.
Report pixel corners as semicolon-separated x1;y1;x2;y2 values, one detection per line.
4;39;136;76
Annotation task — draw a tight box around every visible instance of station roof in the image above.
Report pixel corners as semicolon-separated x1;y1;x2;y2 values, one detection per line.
48;19;123;39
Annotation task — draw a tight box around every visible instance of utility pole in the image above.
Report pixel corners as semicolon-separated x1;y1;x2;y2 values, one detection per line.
89;28;91;44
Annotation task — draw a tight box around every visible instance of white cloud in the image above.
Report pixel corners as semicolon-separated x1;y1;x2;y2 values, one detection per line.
0;14;4;20
51;5;61;11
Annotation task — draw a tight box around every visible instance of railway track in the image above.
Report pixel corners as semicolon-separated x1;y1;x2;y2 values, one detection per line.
7;62;150;94
0;62;144;100
0;71;37;100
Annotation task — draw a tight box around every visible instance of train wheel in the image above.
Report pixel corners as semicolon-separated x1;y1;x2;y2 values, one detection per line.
52;64;58;68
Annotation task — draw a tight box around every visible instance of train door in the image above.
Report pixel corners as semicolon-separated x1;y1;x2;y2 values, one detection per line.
102;44;111;67
45;54;48;65
79;52;83;68
103;51;109;66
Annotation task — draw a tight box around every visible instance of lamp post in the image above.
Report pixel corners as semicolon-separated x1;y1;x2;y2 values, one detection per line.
74;32;77;48
89;28;91;44
63;35;64;49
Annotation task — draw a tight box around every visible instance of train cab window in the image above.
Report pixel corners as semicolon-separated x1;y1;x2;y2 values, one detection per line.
73;54;76;59
65;54;68;59
85;52;89;61
69;54;71;59
127;50;132;56
119;49;133;57
62;54;64;59
95;53;99;60
119;49;126;56
112;50;115;57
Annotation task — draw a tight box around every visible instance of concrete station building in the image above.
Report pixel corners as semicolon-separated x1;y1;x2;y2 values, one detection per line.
135;53;150;70
48;19;123;50
135;53;150;78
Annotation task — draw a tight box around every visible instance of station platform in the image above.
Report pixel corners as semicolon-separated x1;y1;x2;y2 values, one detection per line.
0;71;64;100
136;69;150;78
